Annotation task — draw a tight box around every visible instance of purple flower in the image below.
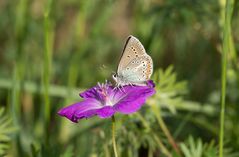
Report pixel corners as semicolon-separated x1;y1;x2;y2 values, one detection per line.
58;80;155;123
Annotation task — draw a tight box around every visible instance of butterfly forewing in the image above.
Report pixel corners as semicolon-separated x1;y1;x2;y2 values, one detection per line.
117;35;147;75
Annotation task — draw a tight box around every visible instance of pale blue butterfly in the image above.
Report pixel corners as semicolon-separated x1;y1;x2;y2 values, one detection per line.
112;35;153;87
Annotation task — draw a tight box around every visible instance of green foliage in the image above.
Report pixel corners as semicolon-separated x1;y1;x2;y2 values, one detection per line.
152;65;188;113
0;0;239;156
180;136;239;157
180;136;216;157
0;108;16;156
151;66;215;115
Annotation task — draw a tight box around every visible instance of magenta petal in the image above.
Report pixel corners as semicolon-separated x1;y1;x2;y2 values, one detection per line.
114;97;146;114
58;98;102;123
113;86;155;114
96;106;115;118
79;87;99;99
147;80;155;88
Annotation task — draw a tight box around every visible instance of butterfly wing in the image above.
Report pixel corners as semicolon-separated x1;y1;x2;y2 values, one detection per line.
117;35;147;75
120;55;153;85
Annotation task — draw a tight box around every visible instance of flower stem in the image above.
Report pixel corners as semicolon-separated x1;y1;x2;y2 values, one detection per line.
112;116;118;157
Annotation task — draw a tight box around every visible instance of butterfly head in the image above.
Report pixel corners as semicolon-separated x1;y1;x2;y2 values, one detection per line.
112;73;125;86
112;73;118;82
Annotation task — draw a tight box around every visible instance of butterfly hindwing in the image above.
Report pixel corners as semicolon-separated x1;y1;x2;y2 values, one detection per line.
121;55;153;84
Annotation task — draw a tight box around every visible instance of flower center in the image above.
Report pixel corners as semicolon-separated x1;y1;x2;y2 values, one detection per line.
97;83;114;106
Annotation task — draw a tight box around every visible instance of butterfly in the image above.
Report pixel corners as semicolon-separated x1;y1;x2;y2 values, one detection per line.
112;35;153;87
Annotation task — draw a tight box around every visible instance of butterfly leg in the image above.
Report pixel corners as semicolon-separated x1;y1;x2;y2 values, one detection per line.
129;82;134;87
121;85;126;93
118;86;123;93
113;82;119;91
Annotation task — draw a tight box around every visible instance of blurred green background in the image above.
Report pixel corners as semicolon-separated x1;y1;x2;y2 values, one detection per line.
0;0;239;156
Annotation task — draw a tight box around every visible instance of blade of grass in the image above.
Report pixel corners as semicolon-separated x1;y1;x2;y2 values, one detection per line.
219;0;234;157
0;78;82;99
43;0;54;141
11;0;29;125
11;0;29;155
11;67;21;125
220;0;237;69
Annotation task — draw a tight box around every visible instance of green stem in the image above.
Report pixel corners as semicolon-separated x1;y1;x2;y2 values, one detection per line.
152;106;181;155
112;116;118;157
219;0;234;157
136;113;172;157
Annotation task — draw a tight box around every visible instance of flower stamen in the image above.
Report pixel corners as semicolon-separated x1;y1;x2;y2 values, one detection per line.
97;82;114;106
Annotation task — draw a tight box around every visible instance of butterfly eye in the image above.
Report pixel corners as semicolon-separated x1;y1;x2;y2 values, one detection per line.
113;74;117;78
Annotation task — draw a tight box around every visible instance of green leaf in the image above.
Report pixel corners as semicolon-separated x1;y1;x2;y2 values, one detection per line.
0;107;17;156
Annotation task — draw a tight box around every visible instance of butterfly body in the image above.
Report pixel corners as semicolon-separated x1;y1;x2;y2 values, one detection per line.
113;35;153;87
